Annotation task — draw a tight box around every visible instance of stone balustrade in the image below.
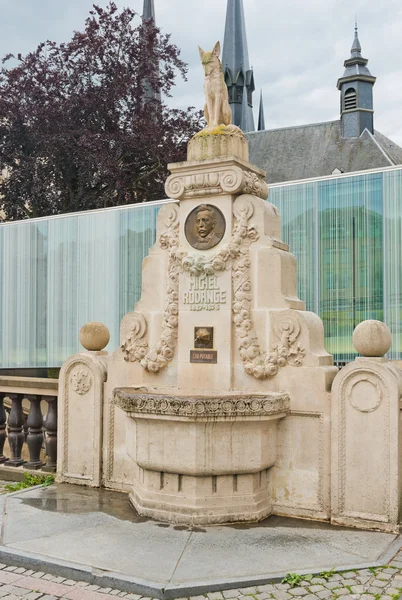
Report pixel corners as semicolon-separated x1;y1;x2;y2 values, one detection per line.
0;377;59;471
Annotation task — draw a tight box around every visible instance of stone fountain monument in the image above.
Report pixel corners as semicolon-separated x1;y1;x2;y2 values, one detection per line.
58;42;402;532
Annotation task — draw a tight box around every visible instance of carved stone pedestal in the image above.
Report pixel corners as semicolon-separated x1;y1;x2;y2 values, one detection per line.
114;389;289;524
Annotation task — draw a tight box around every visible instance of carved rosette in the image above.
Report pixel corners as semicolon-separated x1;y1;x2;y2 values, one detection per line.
70;366;93;396
165;166;268;201
113;389;290;418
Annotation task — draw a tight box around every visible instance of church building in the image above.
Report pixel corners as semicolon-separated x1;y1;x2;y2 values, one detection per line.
220;0;402;181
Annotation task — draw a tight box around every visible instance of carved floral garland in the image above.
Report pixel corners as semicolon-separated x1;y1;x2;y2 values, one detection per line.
122;199;305;379
121;213;179;374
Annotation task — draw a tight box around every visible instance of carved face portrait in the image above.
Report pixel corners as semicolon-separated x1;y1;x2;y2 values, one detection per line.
185;204;226;251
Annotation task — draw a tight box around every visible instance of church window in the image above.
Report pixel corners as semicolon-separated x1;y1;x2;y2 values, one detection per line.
344;88;357;111
247;89;252;105
235;86;243;103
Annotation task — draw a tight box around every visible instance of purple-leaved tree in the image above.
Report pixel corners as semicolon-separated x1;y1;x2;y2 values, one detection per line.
0;2;203;220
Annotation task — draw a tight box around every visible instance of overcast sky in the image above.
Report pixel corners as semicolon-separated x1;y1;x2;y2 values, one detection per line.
1;0;402;145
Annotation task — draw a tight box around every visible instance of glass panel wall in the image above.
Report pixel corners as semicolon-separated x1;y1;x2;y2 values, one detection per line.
270;167;401;362
0;167;401;369
0;202;163;368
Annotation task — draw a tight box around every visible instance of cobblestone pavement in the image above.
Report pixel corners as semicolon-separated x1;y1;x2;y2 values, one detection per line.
0;551;401;600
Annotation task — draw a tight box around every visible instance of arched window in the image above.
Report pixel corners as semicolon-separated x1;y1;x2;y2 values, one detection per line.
344;88;357;111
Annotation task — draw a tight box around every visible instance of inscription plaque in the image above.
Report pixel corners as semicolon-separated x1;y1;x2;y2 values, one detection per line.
183;275;227;311
194;327;214;349
190;350;218;364
185;204;226;250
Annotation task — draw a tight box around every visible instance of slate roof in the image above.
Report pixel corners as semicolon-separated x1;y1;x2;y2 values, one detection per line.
246;120;402;184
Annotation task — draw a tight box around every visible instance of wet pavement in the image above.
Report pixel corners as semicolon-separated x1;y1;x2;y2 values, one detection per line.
0;484;400;599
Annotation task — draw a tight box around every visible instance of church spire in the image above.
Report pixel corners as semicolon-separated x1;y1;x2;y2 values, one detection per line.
337;24;376;137
142;0;161;105
222;0;255;132
142;0;156;22
258;90;265;131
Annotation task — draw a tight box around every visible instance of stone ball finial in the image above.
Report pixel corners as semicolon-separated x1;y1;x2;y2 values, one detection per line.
352;320;392;357
80;322;110;352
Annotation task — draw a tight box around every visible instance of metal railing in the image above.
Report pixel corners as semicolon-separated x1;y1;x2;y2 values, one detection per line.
0;377;58;471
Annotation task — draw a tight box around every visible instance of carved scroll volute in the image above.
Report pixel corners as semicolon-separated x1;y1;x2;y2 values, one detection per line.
165;175;185;200
156;202;180;239
120;312;148;363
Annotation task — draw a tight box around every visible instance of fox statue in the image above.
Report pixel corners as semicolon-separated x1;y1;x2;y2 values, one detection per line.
198;41;232;129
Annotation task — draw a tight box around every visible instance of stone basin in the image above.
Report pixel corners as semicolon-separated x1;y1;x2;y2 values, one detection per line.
113;388;289;525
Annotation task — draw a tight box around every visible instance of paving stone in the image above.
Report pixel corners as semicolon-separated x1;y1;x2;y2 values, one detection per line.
370;579;387;588
323;582;339;589
327;574;342;581
341;572;357;579
366;586;383;594
287;588;307;596
329;588;349;596
350;585;364;593
316;593;331;600
0;586;27;596
1;595;20;600
377;573;393;580
22;593;43;600
255;594;271;600
382;567;398;573
274;584;290;591
125;595;142;600
39;596;59;600
22;573;34;578
270;592;291;600
98;589;113;594
31;574;45;580
0;566;7;570
3;568;17;573
109;592;122;596
308;586;324;593
222;591;240;598
238;589;257;595
301;596;319;600
385;588;401;595
207;594;223;600
75;582;90;588
355;576;370;584
257;586;275;594
86;586;101;592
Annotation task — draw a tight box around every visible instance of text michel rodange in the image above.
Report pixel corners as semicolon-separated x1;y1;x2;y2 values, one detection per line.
183;275;227;311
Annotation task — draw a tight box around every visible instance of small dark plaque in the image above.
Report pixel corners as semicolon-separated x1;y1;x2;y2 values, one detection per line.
190;350;218;364
194;327;214;349
185;204;226;250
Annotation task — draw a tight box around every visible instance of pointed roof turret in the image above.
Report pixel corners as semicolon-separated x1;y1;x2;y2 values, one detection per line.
143;0;156;22
222;0;255;132
338;23;375;83
351;21;362;57
258;90;265;131
337;24;376;137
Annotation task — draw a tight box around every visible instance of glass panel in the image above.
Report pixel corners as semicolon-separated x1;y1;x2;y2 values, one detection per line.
270;169;388;363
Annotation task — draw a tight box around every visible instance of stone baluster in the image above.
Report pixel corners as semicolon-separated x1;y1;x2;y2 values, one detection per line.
0;393;8;463
43;396;57;472
26;395;45;469
6;394;25;467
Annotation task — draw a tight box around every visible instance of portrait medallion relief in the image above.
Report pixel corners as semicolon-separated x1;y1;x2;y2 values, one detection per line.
185;204;226;250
